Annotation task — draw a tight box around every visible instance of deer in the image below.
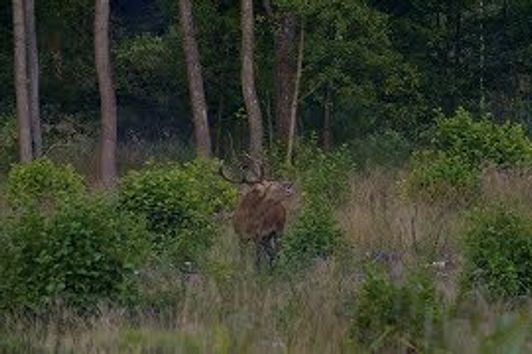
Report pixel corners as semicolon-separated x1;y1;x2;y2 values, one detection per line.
219;156;294;269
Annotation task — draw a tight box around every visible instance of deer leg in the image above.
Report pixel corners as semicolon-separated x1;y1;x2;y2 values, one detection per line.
254;238;269;272
238;238;247;261
255;241;266;271
263;233;280;269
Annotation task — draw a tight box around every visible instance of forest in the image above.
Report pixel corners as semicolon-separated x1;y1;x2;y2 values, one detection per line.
1;0;532;352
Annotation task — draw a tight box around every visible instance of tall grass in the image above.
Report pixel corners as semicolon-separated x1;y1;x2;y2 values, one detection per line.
1;168;532;353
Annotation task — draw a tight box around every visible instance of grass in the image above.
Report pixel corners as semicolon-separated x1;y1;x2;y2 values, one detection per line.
1;166;532;353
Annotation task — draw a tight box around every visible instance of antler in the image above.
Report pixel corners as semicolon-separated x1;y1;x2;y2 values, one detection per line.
242;153;264;183
219;154;265;185
219;165;245;184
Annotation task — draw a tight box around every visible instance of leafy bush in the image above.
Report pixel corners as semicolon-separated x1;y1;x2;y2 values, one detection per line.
462;205;532;299
119;158;237;267
349;267;442;351
0;196;149;310
403;108;532;202
402;150;480;203
271;137;352;269
7;158;86;210
267;135;354;205
279;203;343;269
430;107;532;168
293;136;354;206
0;115;17;172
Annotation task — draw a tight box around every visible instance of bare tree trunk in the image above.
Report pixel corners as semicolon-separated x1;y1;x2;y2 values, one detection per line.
274;12;297;146
12;0;32;162
286;22;304;165
323;85;333;151
241;0;263;160
178;0;212;158
25;0;42;157
94;0;117;189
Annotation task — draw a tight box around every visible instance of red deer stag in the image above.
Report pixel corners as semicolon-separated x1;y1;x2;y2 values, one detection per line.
220;157;294;268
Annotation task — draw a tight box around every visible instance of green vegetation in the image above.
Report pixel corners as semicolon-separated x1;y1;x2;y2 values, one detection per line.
0;115;16;172
402;150;480;203
278;141;352;269
119;159;236;269
430;108;532;168
462;205;532;299
6;158;86;210
2;0;532;351
0;151;531;351
403;108;532;203
349;267;442;352
0;196;148;311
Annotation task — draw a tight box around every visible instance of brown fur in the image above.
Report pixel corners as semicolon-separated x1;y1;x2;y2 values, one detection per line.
232;180;293;267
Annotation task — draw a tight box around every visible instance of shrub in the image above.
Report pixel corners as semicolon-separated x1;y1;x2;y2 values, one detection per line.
292;136;354;206
430;107;532;168
402;107;532;202
267;135;354;205
279;203;343;269
402;150;480;203
270;137;352;269
349;267;442;351
7;158;86;210
119;158;237;267
0;196;149;311
462;205;532;299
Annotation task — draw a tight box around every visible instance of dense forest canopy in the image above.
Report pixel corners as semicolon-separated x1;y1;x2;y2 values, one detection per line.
1;0;531;153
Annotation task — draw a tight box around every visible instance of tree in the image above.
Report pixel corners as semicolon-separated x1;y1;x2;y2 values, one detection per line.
94;0;117;189
263;1;300;146
12;0;32;162
25;0;42;157
241;0;264;159
286;21;304;164
178;0;212;158
273;11;297;146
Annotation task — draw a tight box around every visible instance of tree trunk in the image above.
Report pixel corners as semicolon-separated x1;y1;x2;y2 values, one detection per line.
178;0;212;158
273;12;297;146
25;0;42;157
94;0;117;189
286;23;304;165
12;0;32;162
241;0;263;160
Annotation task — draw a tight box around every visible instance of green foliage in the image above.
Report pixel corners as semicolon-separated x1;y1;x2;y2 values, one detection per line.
119;159;237;268
403;108;532;203
274;138;352;269
0;115;17;172
6;158;86;210
350;130;412;169
293;136;354;206
402;150;480;203
462;205;532;299
349;267;442;351
114;33;185;106
0;196;149;311
279;203;342;269
430;107;532;167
